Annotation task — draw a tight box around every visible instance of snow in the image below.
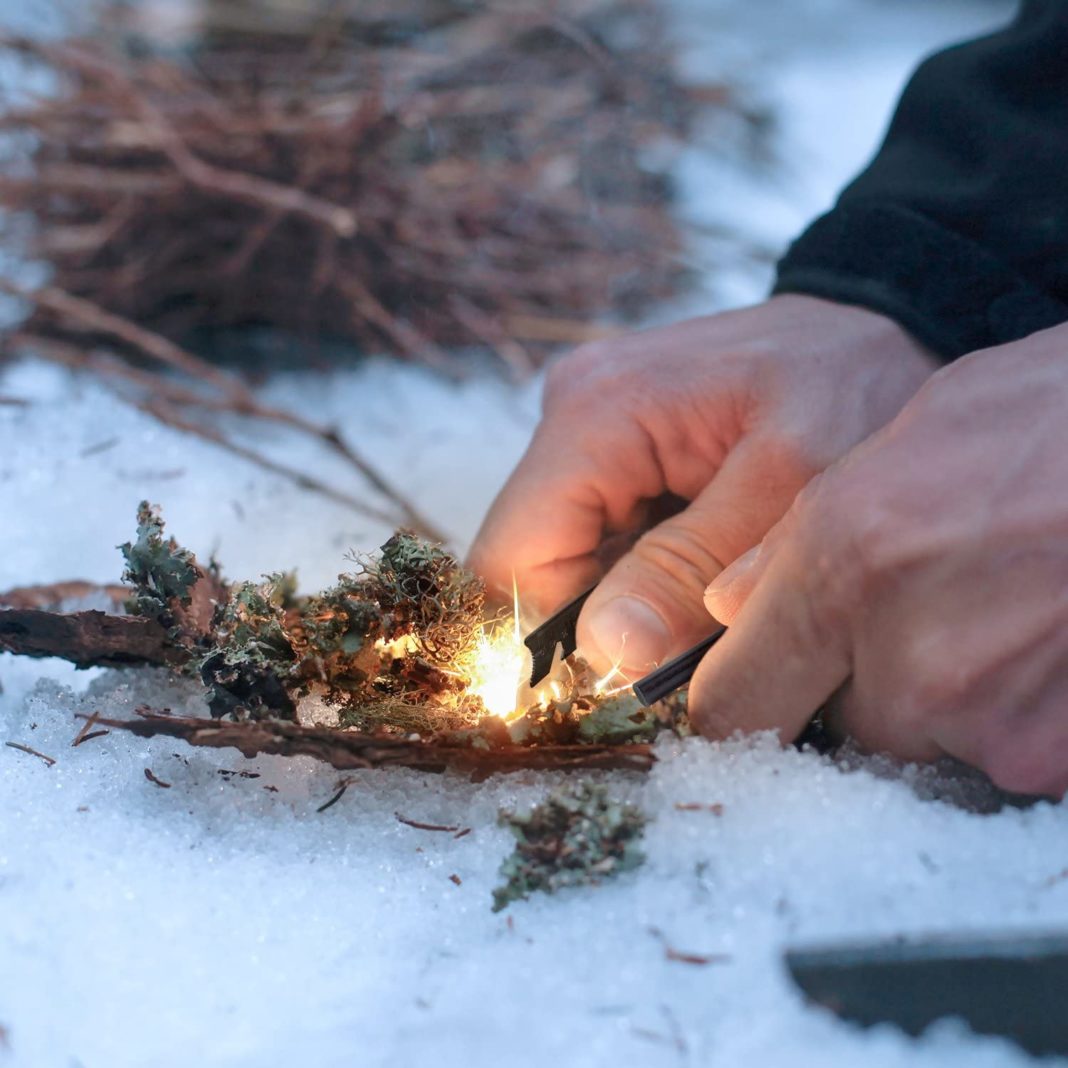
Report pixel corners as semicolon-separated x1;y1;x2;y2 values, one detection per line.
3;2;1058;1067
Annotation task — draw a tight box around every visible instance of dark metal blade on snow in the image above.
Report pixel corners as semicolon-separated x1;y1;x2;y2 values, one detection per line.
524;585;595;686
786;933;1068;1057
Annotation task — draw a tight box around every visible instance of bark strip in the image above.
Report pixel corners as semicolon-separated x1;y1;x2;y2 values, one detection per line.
95;712;657;777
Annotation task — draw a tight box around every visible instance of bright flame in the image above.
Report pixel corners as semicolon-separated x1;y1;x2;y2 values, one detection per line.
468;573;527;721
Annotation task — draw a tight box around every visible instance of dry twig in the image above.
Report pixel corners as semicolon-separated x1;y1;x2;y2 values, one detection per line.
5;741;57;767
95;711;657;777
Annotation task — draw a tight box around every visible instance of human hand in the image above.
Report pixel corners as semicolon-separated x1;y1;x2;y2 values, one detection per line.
697;322;1068;797
469;294;937;675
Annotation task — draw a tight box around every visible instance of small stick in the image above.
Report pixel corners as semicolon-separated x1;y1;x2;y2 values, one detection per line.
7;327;446;542
316;778;353;813
6;741;56;767
72;710;104;747
137;395;405;529
649;927;730;967
394;812;463;833
144;767;171;788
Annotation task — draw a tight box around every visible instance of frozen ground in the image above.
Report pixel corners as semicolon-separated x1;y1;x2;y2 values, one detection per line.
4;2;1060;1066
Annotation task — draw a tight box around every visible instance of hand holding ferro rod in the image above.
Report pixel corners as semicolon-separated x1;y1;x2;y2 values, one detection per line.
524;585;724;703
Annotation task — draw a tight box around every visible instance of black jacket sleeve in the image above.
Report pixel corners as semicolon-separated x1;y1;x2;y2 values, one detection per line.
772;0;1068;359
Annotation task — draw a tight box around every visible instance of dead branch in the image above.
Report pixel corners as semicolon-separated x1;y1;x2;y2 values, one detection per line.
5;326;446;541
94;712;657;777
0;607;179;668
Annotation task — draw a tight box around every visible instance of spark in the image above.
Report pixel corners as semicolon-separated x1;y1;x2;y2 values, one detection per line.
594;633;633;697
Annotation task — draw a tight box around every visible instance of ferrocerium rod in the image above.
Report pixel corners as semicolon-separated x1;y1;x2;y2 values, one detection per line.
632;626;727;706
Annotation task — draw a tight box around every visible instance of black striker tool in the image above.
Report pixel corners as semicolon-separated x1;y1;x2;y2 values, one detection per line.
524;585;724;702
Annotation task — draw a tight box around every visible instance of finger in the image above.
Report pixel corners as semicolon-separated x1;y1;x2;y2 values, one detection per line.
577;436;809;674
703;544;761;625
467;411;666;615
687;523;853;744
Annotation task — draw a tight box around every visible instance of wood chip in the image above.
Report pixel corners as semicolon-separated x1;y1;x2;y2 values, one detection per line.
674;802;724;815
663;946;731;967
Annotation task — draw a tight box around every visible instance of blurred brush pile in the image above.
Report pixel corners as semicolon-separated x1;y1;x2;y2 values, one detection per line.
0;0;762;376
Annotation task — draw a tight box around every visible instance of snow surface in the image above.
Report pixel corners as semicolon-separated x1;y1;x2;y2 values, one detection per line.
4;2;1061;1066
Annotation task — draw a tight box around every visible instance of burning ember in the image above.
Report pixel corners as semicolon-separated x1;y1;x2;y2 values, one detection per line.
466;583;634;722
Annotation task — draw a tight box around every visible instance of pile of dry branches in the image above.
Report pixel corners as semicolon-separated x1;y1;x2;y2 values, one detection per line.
0;0;754;377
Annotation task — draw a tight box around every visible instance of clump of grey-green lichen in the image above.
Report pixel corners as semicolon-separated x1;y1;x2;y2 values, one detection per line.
119;504;487;727
199;573;299;720
115;503;684;741
492;782;647;911
120;500;226;648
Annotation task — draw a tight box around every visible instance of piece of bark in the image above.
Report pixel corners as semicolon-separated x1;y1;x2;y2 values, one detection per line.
0;608;180;668
94;712;657;777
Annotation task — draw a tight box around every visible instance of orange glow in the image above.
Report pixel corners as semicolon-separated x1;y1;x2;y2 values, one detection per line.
467;574;527;721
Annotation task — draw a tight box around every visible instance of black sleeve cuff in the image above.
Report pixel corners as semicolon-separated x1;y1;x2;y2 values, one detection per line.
772;201;1068;360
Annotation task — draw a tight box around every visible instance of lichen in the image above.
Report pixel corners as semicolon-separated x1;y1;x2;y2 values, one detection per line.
199;575;298;720
492;782;647;911
114;505;680;741
119;500;225;649
575;694;660;745
362;531;484;666
119;500;199;620
116;512;488;728
507;692;661;746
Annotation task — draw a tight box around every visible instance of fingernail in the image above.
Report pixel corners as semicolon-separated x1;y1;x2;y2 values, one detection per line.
586;595;671;672
704;546;759;609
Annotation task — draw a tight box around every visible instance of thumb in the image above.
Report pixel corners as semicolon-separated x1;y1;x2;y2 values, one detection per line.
577;439;793;675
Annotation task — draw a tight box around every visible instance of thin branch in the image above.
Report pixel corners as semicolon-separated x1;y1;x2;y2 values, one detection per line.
95;712;658;776
6;741;57;767
4;36;358;237
0;606;179;668
6;322;447;541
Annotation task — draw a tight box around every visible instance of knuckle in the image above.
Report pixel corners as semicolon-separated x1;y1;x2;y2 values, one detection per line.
633;519;723;594
755;428;826;491
810;474;907;605
897;637;970;722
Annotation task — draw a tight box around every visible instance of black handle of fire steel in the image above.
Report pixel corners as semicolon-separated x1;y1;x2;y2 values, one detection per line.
632;625;727;706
